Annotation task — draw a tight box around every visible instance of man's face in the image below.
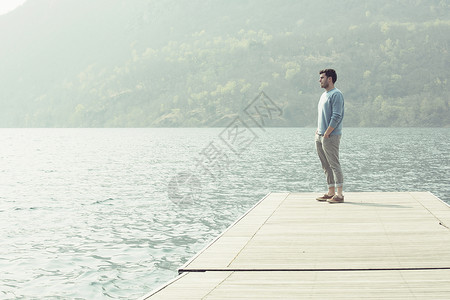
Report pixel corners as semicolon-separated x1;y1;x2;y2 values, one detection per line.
319;74;329;89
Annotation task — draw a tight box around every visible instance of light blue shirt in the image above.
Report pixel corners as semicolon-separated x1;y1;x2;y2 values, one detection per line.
317;88;344;136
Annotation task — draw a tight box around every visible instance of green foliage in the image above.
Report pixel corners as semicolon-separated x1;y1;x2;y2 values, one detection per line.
0;0;449;127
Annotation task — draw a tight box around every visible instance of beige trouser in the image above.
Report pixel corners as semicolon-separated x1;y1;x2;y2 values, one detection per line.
315;133;343;188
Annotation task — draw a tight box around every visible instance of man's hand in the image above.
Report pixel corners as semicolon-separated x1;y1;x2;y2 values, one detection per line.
324;126;334;138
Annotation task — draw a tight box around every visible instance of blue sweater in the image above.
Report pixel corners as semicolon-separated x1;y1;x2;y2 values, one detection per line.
317;88;344;136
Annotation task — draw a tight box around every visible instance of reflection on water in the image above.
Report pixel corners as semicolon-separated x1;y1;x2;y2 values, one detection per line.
0;128;448;299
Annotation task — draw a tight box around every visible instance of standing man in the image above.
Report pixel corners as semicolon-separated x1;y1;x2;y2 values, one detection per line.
315;69;345;203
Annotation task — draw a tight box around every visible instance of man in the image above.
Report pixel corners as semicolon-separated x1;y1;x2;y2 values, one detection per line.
315;69;345;203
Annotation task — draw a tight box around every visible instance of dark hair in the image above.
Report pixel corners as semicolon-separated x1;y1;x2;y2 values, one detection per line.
320;69;337;83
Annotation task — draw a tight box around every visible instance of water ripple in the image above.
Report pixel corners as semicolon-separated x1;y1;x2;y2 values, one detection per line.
0;128;448;299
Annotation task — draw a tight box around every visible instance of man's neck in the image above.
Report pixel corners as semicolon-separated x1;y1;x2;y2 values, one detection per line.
325;84;335;92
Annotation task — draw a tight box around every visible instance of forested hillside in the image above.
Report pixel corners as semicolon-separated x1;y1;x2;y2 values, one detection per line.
1;0;449;127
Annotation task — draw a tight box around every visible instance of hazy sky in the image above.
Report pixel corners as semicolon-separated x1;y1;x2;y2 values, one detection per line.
0;0;26;15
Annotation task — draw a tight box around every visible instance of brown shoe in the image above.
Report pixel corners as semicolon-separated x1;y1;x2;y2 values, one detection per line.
316;194;334;202
327;195;344;203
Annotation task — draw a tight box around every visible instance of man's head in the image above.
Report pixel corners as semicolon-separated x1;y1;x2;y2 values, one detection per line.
319;69;337;90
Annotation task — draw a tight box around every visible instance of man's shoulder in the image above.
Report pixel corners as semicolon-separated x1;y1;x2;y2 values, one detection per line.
328;88;344;99
328;88;343;95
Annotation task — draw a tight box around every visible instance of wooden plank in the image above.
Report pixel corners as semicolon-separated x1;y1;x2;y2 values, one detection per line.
145;270;450;299
179;192;450;272
142;192;450;299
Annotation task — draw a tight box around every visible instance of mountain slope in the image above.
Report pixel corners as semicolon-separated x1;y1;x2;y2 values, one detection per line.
0;0;449;127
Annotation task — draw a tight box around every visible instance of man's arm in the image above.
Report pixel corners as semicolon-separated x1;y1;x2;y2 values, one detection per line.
325;93;344;137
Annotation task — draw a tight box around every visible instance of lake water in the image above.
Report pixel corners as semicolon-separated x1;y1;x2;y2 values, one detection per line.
0;128;449;299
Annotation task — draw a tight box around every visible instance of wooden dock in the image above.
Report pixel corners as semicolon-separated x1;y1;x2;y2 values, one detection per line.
141;192;450;299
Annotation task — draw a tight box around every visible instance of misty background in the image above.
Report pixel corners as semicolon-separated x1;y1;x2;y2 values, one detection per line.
1;0;449;127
